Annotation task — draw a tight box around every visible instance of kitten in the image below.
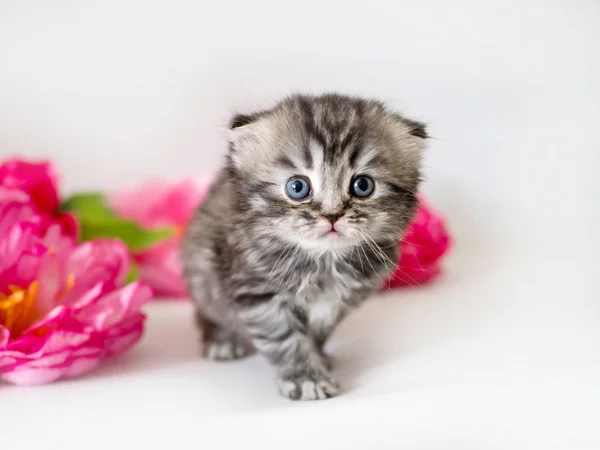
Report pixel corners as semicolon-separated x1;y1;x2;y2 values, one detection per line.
182;93;426;400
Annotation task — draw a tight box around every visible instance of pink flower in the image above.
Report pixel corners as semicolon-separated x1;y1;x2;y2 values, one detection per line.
110;178;209;298
0;159;78;237
0;196;152;385
383;196;451;288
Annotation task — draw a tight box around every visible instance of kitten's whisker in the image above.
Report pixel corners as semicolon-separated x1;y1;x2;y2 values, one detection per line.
360;232;420;288
387;267;419;288
276;246;296;288
300;247;311;276
352;237;366;277
348;239;356;267
366;235;397;268
362;237;387;269
379;253;421;288
359;232;393;267
279;246;302;290
360;236;393;291
357;240;386;287
399;238;427;250
268;243;293;281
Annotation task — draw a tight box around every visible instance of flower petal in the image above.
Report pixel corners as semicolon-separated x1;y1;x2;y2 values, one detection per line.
74;283;152;330
67;239;130;287
1;365;65;385
0;325;9;347
135;241;187;297
103;313;146;356
0;159;60;213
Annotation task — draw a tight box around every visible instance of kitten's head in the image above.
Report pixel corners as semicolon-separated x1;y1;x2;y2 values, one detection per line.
227;94;426;255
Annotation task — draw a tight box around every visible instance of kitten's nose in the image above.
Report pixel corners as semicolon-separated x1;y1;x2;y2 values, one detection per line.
323;213;342;225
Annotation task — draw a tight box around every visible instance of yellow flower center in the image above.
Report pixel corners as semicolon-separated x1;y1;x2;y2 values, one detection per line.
0;275;75;340
0;282;39;339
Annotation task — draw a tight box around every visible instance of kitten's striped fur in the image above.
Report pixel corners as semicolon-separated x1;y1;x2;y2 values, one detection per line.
182;93;426;400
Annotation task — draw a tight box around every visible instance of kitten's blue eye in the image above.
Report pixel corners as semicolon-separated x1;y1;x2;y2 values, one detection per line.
286;176;312;200
351;176;375;198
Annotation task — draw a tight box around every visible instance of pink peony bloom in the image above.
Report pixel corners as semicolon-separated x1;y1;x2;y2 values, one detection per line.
0;159;78;237
382;196;451;289
0;195;152;385
110;178;210;298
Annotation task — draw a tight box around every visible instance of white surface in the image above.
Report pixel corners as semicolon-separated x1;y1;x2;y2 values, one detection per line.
1;0;599;448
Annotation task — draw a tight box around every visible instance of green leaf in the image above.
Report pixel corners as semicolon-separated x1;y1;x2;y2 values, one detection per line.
78;218;173;251
60;192;116;220
61;192;174;251
126;259;139;283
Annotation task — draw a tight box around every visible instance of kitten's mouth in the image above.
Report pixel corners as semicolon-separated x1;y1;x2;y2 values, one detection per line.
322;229;341;238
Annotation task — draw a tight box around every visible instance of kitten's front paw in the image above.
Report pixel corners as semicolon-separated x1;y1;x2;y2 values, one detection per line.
277;371;340;401
203;338;253;361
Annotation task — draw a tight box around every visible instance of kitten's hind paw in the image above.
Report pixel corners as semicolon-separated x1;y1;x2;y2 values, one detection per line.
277;371;340;401
203;338;253;361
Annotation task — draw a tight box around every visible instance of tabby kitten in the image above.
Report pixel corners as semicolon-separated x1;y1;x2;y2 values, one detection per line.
182;93;426;400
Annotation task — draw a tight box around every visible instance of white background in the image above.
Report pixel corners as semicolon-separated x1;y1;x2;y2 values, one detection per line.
1;0;599;448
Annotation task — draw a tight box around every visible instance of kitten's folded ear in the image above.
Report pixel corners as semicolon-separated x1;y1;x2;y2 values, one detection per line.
386;113;428;160
392;114;428;139
227;113;275;172
403;118;428;139
229;113;258;129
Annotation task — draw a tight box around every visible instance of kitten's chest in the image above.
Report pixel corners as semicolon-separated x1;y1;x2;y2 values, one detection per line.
292;260;365;332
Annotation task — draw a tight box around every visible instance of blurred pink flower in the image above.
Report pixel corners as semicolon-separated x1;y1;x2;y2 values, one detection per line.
0;195;152;385
109;178;209;298
0;158;78;237
383;196;451;288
